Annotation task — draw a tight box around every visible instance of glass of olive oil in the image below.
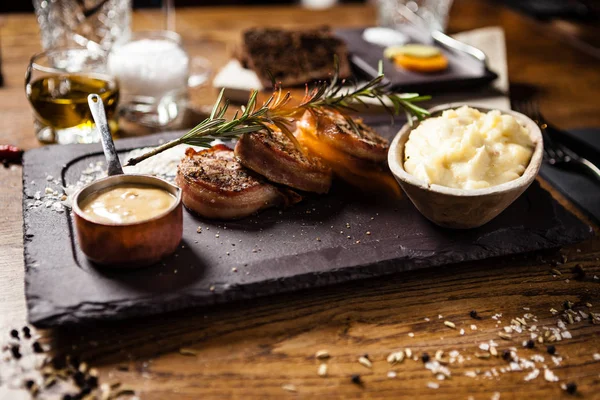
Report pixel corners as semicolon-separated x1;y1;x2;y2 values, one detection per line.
25;47;119;144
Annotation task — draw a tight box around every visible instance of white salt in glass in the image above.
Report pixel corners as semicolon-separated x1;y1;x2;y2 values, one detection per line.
108;31;189;127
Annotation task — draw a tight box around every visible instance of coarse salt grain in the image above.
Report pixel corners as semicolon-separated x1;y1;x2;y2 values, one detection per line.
543;368;559;382
426;382;439;389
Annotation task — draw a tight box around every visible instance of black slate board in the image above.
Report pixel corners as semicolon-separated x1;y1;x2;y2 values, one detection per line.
335;28;498;93
23;122;593;327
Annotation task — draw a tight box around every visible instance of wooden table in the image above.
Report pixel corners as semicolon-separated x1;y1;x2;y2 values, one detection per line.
1;1;599;398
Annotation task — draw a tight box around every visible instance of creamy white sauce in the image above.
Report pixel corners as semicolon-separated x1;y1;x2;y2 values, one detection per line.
403;106;534;190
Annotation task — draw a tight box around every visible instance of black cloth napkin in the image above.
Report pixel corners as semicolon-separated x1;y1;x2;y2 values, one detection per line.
539;128;600;225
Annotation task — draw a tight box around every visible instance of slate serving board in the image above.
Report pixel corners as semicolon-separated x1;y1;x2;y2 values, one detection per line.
23;121;593;327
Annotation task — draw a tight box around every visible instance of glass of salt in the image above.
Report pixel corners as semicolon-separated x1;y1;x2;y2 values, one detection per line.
108;31;208;128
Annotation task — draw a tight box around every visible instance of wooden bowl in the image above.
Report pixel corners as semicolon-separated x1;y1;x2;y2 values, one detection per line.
72;174;183;267
388;104;543;229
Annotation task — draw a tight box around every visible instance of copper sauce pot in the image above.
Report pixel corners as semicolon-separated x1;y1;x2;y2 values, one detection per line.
72;94;183;267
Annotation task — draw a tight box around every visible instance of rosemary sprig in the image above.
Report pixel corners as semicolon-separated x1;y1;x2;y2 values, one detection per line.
125;61;431;167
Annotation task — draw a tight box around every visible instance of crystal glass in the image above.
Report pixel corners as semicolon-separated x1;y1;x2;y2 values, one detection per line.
25;47;119;144
33;0;132;51
377;0;454;33
108;31;210;128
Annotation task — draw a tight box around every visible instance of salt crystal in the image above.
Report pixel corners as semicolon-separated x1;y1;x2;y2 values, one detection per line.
471;325;478;331
544;368;559;382
387;371;396;378
524;368;540;381
479;343;490;351
426;382;439;389
561;331;572;339
593;353;600;361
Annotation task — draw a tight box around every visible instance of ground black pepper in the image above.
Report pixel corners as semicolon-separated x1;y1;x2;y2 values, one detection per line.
502;350;512;361
351;374;362;385
421;353;430;363
10;329;19;340
22;326;31;339
547;345;556;355
565;382;577;394
525;340;535;349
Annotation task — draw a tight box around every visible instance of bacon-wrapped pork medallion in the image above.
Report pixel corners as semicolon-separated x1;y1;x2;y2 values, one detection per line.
295;110;401;196
176;145;300;220
234;128;332;194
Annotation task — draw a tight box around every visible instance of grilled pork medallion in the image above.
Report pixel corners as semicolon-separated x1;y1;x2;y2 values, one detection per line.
235;128;332;194
296;110;401;196
176;145;300;220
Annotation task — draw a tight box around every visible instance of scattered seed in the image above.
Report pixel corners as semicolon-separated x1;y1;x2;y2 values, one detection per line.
498;332;512;340
281;384;297;392
405;348;412;358
387;351;405;364
358;356;372;368
551;268;562;276
444;321;456;329
475;352;490;359
490;346;498;357
564;300;573;310
387;371;397;378
316;350;330;360
318;363;328;377
179;348;199;356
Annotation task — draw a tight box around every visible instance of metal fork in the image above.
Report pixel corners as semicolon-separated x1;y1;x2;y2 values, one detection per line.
513;99;600;182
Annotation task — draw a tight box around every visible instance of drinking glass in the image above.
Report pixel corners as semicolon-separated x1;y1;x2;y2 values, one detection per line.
33;0;132;51
108;31;210;128
377;0;454;33
25;47;119;144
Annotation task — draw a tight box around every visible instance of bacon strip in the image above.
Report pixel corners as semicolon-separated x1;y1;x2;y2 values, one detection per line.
235;128;332;194
176;145;300;220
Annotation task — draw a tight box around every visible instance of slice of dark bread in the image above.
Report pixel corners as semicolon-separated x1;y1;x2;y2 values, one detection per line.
239;26;351;88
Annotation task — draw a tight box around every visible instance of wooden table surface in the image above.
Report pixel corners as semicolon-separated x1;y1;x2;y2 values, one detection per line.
1;1;600;399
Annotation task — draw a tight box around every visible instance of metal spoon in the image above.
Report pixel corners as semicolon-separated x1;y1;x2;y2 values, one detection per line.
88;93;123;176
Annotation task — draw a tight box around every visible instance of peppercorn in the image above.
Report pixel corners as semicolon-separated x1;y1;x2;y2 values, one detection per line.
10;329;19;340
573;264;585;279
525;340;535;349
351;374;362;385
421;352;430;363
469;310;481;319
547;345;556;355
32;341;43;353
10;345;21;359
565;382;577;394
22;326;31;339
502;350;512;361
25;380;35;389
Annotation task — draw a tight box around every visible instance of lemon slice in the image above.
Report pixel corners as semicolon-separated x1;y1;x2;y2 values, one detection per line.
384;44;441;59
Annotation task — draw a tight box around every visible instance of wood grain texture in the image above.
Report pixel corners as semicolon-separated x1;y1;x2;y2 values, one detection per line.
1;1;599;398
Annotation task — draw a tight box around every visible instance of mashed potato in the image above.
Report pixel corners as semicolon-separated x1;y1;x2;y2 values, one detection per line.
403;106;534;190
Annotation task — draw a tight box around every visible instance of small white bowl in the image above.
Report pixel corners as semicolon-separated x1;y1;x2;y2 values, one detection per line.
388;103;544;229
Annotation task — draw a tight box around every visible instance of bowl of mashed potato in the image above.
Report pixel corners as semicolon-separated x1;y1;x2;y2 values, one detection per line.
388;104;543;229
